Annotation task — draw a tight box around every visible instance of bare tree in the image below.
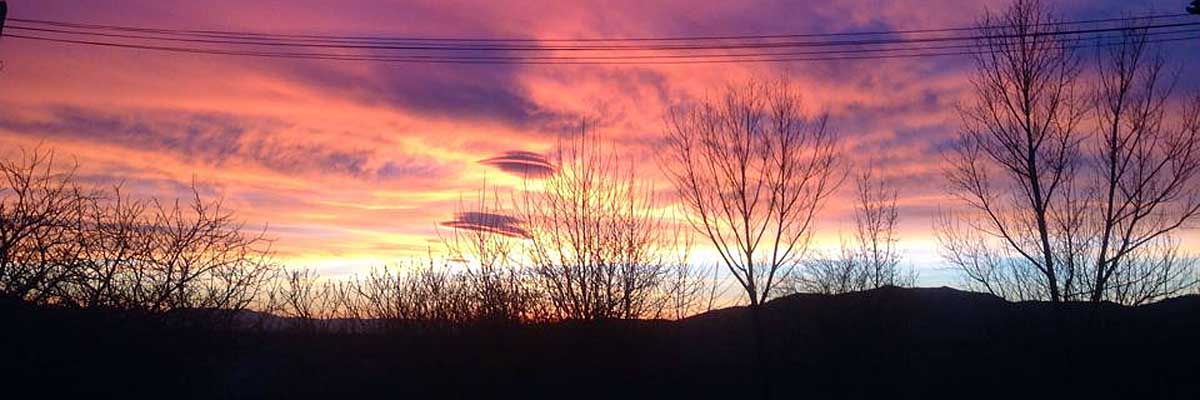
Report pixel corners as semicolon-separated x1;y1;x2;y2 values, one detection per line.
796;241;864;295
663;79;843;306
124;187;276;314
440;183;542;322
0;148;89;303
65;186;147;309
852;163;910;288
516;123;684;320
350;263;478;328
1085;23;1200;304
938;211;1060;301
656;249;732;320
941;0;1086;303
792;160;912;293
795;163;914;294
266;268;335;331
940;1;1200;305
0;146;277;318
663;79;841;400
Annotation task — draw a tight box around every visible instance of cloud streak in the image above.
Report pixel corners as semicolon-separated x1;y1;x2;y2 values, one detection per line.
0;106;447;181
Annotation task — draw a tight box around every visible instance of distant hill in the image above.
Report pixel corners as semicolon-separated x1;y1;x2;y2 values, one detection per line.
3;286;1197;399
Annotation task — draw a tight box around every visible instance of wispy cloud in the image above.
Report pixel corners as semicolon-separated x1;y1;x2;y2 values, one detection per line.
0;106;447;181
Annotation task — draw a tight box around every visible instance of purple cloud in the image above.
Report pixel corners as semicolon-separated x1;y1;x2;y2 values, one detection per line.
479;150;556;178
439;211;529;238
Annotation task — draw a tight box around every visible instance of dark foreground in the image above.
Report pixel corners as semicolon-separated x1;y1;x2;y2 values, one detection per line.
4;286;1198;399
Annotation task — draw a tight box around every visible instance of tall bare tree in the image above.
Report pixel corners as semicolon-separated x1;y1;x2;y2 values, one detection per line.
663;79;841;400
940;1;1200;305
941;0;1086;303
853;163;907;288
663;79;843;306
1085;22;1200;304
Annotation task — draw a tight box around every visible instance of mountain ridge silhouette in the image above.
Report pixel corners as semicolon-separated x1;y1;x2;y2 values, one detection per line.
4;286;1197;399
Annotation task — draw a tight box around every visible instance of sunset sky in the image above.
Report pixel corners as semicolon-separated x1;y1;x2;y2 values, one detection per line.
1;0;1198;286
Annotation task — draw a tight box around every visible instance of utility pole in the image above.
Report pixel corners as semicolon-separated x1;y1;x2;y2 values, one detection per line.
0;1;8;37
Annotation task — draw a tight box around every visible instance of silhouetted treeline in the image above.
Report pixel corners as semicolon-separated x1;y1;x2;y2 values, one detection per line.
260;128;730;330
0;143;728;327
0;148;274;320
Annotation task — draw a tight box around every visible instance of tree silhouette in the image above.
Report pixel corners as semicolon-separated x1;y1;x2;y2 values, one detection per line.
516;122;689;320
0;146;276;320
1084;20;1200;304
939;0;1199;305
663;79;843;306
439;183;542;322
795;162;914;294
0;147;89;303
662;79;843;399
939;0;1086;303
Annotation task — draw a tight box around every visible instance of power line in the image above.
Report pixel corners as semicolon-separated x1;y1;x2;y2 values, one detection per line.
13;26;1199;62
7;31;1198;65
7;19;1199;51
7;13;1192;44
0;1;8;38
10;22;1200;57
3;12;1198;64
